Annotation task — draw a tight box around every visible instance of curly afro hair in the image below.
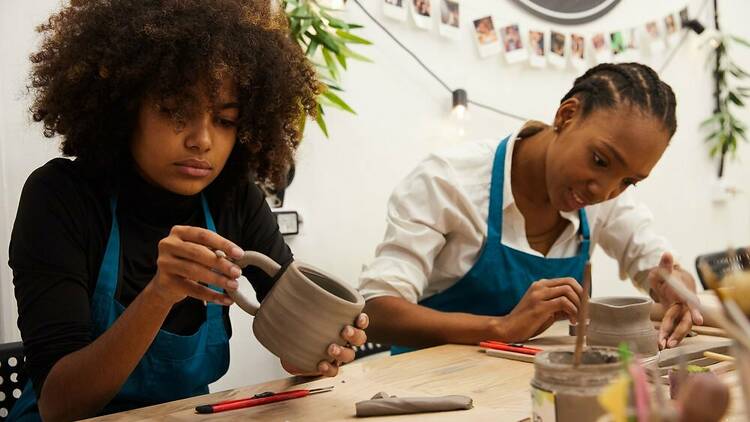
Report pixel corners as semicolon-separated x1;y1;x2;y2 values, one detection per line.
29;0;320;190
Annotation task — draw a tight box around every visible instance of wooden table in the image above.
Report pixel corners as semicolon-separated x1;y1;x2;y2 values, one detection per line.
87;321;748;421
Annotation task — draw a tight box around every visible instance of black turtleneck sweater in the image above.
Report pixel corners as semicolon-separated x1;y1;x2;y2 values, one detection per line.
9;158;293;397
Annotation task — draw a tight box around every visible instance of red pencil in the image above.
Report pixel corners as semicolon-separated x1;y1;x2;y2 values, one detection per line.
479;341;541;355
195;386;334;414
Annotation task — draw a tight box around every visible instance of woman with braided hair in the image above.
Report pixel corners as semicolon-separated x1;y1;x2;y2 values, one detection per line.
8;1;368;420
359;62;703;354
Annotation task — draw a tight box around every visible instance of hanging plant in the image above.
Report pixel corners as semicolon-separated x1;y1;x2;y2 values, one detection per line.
701;33;750;171
283;0;372;137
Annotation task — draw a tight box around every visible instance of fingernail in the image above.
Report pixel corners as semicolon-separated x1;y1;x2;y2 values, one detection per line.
319;362;329;372
660;339;666;349
223;298;233;306
668;339;678;348
358;314;368;326
231;246;244;258
344;326;354;337
330;345;340;356
230;267;242;278
227;280;239;289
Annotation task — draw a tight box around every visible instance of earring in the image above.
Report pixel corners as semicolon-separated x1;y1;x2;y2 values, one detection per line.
553;125;559;132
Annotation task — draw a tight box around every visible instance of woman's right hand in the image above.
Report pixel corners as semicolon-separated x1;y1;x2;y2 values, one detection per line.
496;277;582;342
148;225;245;307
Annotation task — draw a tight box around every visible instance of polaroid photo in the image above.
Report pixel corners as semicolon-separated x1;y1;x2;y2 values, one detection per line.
664;13;681;45
472;16;501;58
591;32;611;64
570;33;587;71
439;0;460;39
528;30;547;68
645;20;667;54
619;27;643;62
383;0;408;21
609;31;626;62
679;7;690;27
500;23;528;64
410;0;432;30
548;30;567;69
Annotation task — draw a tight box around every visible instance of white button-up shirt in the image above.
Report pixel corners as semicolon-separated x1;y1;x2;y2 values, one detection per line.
359;130;672;303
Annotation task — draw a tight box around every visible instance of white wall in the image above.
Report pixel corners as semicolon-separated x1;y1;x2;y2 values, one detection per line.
1;0;749;392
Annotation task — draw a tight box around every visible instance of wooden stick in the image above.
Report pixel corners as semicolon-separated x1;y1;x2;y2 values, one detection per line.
703;351;735;362
653;322;729;338
573;262;591;368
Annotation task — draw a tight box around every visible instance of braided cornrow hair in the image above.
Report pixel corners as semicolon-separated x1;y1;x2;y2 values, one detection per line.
560;63;677;137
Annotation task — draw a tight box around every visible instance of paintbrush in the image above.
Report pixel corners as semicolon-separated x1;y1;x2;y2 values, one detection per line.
573;261;592;368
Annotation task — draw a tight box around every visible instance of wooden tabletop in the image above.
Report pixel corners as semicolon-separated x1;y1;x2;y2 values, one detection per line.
86;320;748;421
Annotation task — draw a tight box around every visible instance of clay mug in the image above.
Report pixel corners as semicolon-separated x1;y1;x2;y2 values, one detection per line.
587;296;659;357
226;251;365;373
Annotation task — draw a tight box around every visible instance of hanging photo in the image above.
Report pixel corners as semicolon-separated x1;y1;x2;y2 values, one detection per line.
411;0;432;30
528;30;547;68
570;33;587;71
500;23;528;64
591;32;611;64
439;0;460;39
679;7;690;27
609;31;626;62
645;20;667;54
472;16;501;58
548;30;567;69
383;0;408;21
617;27;642;62
664;13;681;45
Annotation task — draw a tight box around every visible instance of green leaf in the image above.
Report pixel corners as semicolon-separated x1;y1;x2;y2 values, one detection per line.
315;104;329;138
312;27;341;54
700;114;722;128
322;88;356;114
320;11;349;29
321;48;339;81
339;44;373;62
289;5;310;17
335;29;373;45
729;92;745;106
731;35;750;48
305;37;320;56
336;52;347;70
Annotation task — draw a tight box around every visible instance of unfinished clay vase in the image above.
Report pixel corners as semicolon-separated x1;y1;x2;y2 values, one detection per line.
227;251;365;373
587;296;659;356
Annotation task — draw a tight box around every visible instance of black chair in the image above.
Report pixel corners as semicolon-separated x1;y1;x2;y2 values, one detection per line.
0;342;26;421
353;342;390;360
695;246;750;289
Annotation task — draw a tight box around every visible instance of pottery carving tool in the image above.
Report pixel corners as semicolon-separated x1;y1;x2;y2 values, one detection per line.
483;348;537;363
195;386;334;414
573;261;592;367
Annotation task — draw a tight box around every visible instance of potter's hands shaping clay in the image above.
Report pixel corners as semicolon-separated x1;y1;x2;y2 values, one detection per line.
492;278;582;342
281;313;369;377
149;226;243;307
647;252;704;349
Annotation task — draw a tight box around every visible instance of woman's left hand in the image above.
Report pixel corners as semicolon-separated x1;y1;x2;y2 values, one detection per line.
281;313;369;377
647;252;704;349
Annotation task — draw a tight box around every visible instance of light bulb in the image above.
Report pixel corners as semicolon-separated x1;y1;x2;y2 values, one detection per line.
449;89;470;138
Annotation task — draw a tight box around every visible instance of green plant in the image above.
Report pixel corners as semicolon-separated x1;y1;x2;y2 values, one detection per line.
283;0;372;137
701;34;750;162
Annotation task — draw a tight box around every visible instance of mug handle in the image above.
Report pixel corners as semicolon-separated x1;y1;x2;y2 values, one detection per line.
226;251;282;316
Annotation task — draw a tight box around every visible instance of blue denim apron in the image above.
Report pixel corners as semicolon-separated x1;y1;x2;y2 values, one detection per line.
9;195;230;420
392;136;590;354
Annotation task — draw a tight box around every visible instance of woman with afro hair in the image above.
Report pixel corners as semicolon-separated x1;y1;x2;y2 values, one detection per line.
8;0;367;420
